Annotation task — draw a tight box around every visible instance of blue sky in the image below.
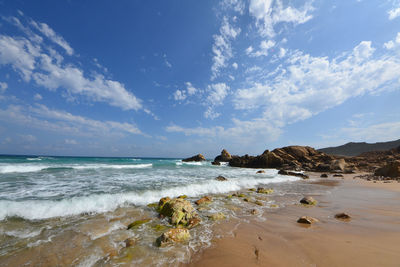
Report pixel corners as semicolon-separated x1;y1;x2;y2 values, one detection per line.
0;0;400;157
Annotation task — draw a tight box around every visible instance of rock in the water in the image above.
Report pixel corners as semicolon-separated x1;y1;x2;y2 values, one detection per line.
257;187;274;194
335;212;351;220
158;197;171;211
208;212;226;221
254;200;263;206
124;238;136;247
213;149;232;163
182;154;206;162
195;196;212;205
127;219;151;230
374;161;400;178
320;174;328;178
156;228;191;247
249;209;259;215
278;169;309;179
300;196;317;205
297;216;318;224
177;195;187;199
256;170;265;174
187;217;201;228
215;175;228;181
333;174;344;177
158;198;200;227
211;161;221;165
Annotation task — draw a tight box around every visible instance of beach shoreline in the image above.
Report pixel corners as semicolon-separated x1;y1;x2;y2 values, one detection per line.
185;173;400;267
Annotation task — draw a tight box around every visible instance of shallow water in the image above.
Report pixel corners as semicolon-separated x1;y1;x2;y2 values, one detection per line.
0;155;331;266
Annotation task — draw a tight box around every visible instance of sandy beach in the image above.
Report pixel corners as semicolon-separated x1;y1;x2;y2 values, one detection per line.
186;174;400;267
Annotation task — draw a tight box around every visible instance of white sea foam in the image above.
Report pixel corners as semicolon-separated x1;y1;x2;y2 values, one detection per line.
27;158;42;161
0;174;298;221
176;161;206;166
0;163;152;173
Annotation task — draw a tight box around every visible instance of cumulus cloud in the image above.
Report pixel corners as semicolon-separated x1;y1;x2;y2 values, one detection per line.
173;82;198;102
0;15;143;111
0;104;145;137
204;83;230;119
249;40;275;57
388;7;400;20
34;93;42;100
211;16;241;80
0;82;7;93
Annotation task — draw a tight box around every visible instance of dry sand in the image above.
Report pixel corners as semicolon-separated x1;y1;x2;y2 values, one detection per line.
186;173;400;267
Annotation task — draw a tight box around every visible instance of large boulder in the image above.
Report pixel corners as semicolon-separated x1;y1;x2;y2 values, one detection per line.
156;228;191;247
214;149;232;163
330;159;347;172
158;198;200;227
374;161;400;178
182;154;206;162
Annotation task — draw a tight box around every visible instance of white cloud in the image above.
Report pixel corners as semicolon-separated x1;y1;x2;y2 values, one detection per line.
0;82;7;93
19;134;36;142
232;62;238;69
388;7;400;20
211;16;241;80
383;32;400;50
234;38;400;129
342;121;400;142
34;93;42;100
173;89;186;101
221;0;246;14
0;104;145;137
30;20;74;55
206;83;230;106
249;40;275;57
249;0;314;37
245;46;254;54
186;82;197;95
0;16;144;112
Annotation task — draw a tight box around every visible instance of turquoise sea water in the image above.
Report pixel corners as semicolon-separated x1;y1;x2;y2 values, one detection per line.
0;155;299;221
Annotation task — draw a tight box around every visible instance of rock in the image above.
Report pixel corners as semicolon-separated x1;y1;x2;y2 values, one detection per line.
208;212;226;221
374;161;400;178
257;187;274;194
254;200;263;206
158;197;171;211
211;161;221;165
182;154;206;162
248;188;256;192
124;238;136;247
333;174;344;177
147;202;158;209
330;159;347;172
127;219;151;230
278;169;309;179
215;175;228;181
335;212;351;220
320;174;328;178
300;196;317;205
195;196;212;205
237;193;246;197
249;209;259;215
297;216;318;224
177;195;187;199
256;170;265;174
214;149;232;163
316;163;331;172
187;217;201;228
159;198;200;227
156;228;191;247
151;224;168;232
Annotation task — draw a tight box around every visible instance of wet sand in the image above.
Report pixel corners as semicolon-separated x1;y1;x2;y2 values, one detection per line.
186;174;400;267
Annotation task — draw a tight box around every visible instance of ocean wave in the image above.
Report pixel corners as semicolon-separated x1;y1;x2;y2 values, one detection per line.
26;158;42;161
0;163;153;173
176;161;206;166
0;174;298;221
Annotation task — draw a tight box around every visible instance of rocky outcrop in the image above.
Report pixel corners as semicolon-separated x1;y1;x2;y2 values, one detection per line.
182;154;206;162
278;169;309;179
156;228;191;247
374;160;400;178
158;198;200;227
213;149;232;164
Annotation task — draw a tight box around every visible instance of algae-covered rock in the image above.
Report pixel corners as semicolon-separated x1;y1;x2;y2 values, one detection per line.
178;195;187;199
187;217;201;228
237;193;245;197
147;203;158;209
158;197;171;211
226;194;233;199
297;216;318;224
127;219;151;230
300;196;317;206
254;200;263;206
208;212;226;221
124;238;136;247
257;187;274;194
248;188;256;192
158;198;200;227
151;224;168;232
195;196;212;205
156;228;191;247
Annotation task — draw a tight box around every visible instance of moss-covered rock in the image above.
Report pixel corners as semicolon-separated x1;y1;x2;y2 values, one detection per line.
147;203;158;209
300;196;317;206
178;195;187;199
151;224;168;232
208;212;226;221
237;193;245;197
254;200;263;206
248;188;256;192
124;238;136;247
257;187;274;194
158;197;171;211
156;228;191;247
158;197;200;227
127;219;151;230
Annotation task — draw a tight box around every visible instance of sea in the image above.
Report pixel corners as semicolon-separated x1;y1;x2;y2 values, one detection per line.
0;155;318;266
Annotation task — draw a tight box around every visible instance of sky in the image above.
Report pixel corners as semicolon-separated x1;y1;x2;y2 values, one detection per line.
0;0;400;158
